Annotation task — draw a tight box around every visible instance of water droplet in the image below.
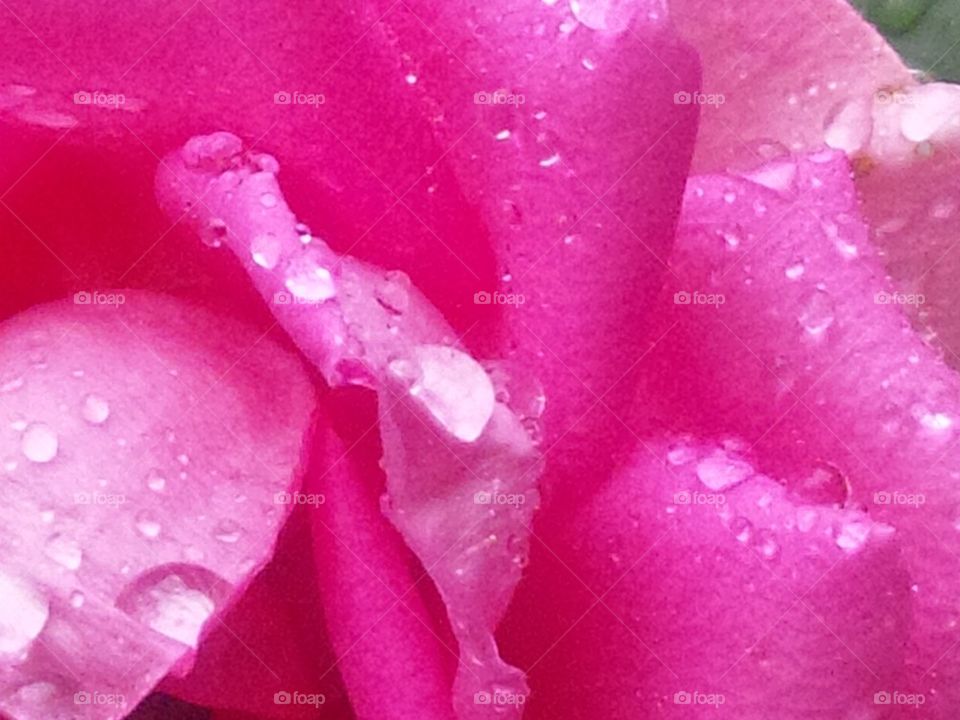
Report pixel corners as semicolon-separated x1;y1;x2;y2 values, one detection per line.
930;197;957;220
44;534;82;570
81;394;110;425
569;0;637;32
284;252;336;302
666;443;696;466
793;462;850;506
796;507;818;532
823;98;872;154
784;262;805;280
294;222;313;244
0;571;48;654
404;73;418;85
756;530;780;560
798;289;835;336
214;519;242;544
202;218;228;248
723;191;737;203
145;469;167;493
69;591;85;609
375;270;411;315
21;423;58;463
135;511;162;539
731;516;753;544
495;129;511;141
900;85;960;142
115;565;227;648
695;450;752;491
251;233;281;269
539;153;561;168
581;57;597;71
401;345;496;443
836;520;871;553
259;192;278;208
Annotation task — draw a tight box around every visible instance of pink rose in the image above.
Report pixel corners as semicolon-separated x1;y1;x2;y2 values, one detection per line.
1;1;958;718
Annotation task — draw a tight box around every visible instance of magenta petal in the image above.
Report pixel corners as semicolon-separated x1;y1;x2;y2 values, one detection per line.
308;419;457;720
636;149;960;714
505;438;908;719
0;292;314;718
373;1;701;500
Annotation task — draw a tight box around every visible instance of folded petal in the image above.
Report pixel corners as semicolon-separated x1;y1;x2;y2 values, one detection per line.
635;149;960;715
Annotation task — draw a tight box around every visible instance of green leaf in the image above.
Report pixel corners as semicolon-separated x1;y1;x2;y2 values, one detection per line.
851;0;960;81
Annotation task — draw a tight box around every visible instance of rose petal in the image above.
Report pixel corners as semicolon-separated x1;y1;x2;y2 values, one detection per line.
0;291;315;719
634;149;960;714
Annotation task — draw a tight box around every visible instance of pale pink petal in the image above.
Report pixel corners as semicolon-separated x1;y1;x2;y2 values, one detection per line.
0;292;314;718
155;134;542;718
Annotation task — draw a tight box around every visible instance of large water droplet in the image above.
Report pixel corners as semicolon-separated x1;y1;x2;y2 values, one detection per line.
0;571;49;655
823;98;872;154
569;0;637;32
115;565;228;648
21;423;58;463
81;394;110;425
399;345;496;443
251;233;281;270
695;450;752;491
284;252;336;302
135;511;162;539
900;84;960;142
44;533;82;570
798;289;835;336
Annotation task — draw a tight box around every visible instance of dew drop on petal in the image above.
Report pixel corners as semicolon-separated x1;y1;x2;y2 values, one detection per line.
0;571;48;654
43;534;82;570
145;469;167;493
21;423;58;463
798;289;835;336
835;520;871;553
284;253;337;302
213;519;242;544
69;591;85;609
135;511;162;539
251;233;281;269
81;394;110;425
695;450;752;491
116;566;225;648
